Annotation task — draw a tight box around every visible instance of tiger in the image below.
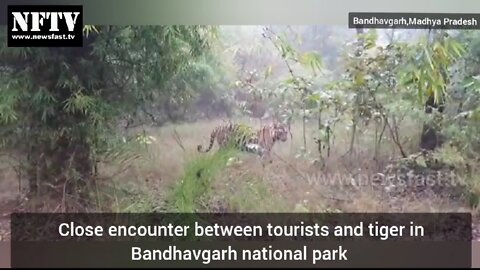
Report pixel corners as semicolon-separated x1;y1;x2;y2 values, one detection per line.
255;121;290;162
197;122;265;156
197;121;290;162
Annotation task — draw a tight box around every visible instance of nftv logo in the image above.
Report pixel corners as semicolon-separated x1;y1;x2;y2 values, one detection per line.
8;5;83;47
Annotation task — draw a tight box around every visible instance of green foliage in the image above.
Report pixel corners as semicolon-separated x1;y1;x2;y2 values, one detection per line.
168;149;236;212
298;52;323;75
438;33;480;159
0;25;215;204
399;32;466;104
3;24;480;213
83;25;99;37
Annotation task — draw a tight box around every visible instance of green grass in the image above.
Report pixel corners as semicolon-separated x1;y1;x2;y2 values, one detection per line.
167;148;238;212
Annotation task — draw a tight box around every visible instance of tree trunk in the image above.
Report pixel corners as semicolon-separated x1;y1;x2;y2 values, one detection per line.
347;27;364;154
420;96;444;151
419;31;447;152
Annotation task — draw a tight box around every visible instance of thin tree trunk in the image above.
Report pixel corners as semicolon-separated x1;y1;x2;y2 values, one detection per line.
302;105;307;151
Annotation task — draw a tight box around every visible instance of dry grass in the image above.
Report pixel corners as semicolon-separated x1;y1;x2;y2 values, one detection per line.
0;117;474;215
0;119;477;242
99;117;474;214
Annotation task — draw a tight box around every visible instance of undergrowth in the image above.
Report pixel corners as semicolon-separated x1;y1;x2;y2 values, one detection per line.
167;148;237;212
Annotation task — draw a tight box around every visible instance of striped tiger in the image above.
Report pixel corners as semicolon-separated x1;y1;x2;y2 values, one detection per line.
255;121;290;162
197;121;290;162
197;122;265;156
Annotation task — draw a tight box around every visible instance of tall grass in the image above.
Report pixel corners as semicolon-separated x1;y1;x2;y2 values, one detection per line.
167;148;237;212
